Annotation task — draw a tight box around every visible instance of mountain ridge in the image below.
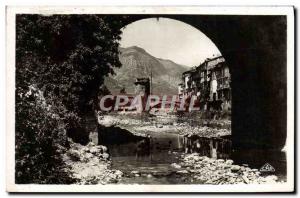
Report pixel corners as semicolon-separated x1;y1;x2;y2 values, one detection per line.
105;46;189;95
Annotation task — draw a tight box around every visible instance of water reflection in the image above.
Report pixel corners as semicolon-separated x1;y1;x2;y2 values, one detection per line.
105;132;286;184
183;135;232;160
106;132;183;182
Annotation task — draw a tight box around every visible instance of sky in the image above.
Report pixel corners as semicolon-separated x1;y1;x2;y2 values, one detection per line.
120;18;221;67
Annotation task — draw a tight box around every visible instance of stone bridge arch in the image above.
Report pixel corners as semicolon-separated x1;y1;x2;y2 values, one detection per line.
119;15;287;150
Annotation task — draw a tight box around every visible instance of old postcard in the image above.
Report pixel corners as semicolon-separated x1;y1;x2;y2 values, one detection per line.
6;6;294;192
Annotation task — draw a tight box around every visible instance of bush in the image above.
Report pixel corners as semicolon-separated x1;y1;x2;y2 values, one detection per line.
15;15;129;183
15;86;76;184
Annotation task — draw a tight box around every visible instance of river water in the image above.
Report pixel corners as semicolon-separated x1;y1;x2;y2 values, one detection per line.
107;132;193;184
102;130;287;184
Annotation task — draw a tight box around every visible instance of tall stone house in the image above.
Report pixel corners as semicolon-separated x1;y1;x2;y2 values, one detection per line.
178;56;231;111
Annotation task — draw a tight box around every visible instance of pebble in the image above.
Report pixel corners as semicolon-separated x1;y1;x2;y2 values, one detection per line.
115;170;123;178
131;170;139;174
89;147;100;154
225;159;234;165
180;153;279;185
171;163;182;169
231;165;241;172
242;174;250;184
177;170;189;174
147;174;153;178
102;153;109;159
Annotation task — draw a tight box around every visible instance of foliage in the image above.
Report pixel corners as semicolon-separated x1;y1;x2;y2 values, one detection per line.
16;14;128;114
15;14;128;183
15;86;75;184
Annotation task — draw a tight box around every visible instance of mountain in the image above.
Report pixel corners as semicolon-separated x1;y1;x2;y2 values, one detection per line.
104;46;189;95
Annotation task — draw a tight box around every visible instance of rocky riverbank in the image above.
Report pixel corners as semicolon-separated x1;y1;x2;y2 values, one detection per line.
172;153;281;184
98;113;230;138
94;113;283;185
61;141;123;184
64;113;282;185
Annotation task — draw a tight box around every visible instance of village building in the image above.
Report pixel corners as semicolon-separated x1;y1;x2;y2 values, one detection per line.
179;56;231;111
134;78;151;112
134;78;151;96
178;83;185;98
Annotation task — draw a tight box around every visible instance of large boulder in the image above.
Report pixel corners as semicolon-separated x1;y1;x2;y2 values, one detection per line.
231;165;241;172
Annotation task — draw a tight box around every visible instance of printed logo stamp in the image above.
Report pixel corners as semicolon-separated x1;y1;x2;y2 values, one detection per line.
260;163;276;172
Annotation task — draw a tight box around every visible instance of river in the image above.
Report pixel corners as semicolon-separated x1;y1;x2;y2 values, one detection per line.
102;131;286;184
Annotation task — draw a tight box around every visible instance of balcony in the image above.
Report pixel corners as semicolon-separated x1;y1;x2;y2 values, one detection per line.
217;77;231;90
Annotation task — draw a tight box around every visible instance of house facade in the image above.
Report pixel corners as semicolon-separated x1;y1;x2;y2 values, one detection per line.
178;56;231;111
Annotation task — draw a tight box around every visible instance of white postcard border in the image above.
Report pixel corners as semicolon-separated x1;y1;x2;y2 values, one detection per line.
6;6;295;193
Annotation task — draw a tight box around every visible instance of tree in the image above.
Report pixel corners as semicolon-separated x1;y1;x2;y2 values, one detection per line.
15;14;128;183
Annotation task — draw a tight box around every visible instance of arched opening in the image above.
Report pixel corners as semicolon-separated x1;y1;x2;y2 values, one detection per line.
96;15;288;184
14;12;288;185
106;17;227;99
112;15;287;151
98;15;287;175
98;17;234;180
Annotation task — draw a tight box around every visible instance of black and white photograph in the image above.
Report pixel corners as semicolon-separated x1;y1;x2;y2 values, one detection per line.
5;6;294;192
